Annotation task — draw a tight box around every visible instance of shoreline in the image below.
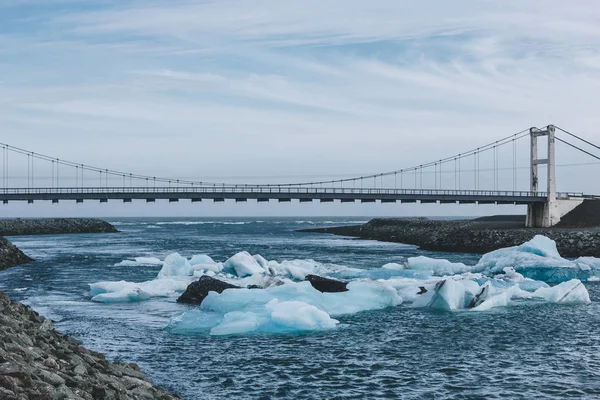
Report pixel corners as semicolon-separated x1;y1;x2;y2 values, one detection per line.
0;218;119;237
300;216;600;257
0;290;179;399
0;218;119;271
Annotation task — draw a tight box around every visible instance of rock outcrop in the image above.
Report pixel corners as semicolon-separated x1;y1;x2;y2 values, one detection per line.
0;218;118;236
305;274;348;293
176;276;239;305
0;291;179;400
0;237;33;271
301;217;600;257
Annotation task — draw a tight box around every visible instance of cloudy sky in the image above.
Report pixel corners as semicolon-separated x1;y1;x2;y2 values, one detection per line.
1;0;599;217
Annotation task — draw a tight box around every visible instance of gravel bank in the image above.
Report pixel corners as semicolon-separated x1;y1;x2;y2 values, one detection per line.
0;218;118;236
0;291;179;400
301;217;600;257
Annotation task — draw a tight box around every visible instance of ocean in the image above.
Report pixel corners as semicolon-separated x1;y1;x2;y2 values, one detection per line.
1;217;599;399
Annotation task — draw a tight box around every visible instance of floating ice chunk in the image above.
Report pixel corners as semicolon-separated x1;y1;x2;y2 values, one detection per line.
382;263;405;270
91;287;151;303
266;300;338;331
471;291;511;311
475;235;599;283
411;279;480;310
533;279;591;304
189;254;215;266
90;277;191;302
406;256;469;276
253;254;269;269
223;251;265;277
191;263;223;275
267;259;322;280
158;253;192;277
165;310;223;335
201;280;401;317
114;257;163;267
210;311;263;336
517;235;561;258
207;300;339;336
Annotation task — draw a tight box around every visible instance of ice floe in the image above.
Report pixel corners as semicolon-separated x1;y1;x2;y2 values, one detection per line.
92;235;595;335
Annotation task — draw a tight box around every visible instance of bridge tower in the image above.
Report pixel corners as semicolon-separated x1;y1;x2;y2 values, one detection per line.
526;125;583;227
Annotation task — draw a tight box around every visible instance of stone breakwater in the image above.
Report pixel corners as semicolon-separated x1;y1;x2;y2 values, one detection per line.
0;238;33;271
0;218;119;236
0;291;179;400
300;217;600;257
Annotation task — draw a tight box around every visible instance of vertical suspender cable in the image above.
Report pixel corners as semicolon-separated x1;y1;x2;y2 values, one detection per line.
458;155;461;190
473;153;476;190
477;150;480;190
512;137;516;191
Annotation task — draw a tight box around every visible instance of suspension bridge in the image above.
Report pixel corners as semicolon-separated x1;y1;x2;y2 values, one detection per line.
1;124;599;227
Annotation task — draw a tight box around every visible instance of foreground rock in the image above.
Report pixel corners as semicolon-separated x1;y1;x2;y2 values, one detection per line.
301;216;600;257
305;275;348;293
0;237;33;271
0;218;118;236
176;276;239;305
0;291;179;400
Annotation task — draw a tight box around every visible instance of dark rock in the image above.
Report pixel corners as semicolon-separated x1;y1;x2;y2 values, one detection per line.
0;291;179;399
176;276;239;305
305;275;348;293
0;236;33;271
300;216;600;257
0;218;119;236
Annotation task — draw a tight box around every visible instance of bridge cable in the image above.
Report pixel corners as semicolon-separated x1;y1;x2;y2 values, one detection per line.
555;137;600;161
556;127;600;151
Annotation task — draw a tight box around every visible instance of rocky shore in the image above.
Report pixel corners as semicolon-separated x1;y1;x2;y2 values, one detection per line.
0;237;33;271
0;218;118;236
301;217;600;257
0;291;179;400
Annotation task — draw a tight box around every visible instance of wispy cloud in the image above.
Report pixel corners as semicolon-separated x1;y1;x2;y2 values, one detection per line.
1;0;599;195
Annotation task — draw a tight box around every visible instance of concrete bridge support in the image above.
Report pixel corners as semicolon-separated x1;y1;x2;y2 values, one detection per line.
526;125;582;227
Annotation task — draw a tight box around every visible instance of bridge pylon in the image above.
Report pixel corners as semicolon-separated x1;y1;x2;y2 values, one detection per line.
526;125;582;227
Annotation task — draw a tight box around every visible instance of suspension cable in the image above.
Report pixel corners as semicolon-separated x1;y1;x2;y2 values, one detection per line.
555;137;600;161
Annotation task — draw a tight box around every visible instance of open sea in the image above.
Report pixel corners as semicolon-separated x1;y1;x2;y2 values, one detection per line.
1;217;599;399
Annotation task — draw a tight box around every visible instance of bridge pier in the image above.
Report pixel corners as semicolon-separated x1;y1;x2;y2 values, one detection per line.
525;125;583;227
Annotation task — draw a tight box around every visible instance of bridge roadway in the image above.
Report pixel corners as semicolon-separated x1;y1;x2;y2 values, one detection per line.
0;187;586;204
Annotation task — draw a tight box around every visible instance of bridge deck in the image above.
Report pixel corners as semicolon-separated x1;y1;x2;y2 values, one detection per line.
0;187;584;204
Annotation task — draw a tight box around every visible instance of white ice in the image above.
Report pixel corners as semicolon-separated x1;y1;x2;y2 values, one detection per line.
475;235;599;282
208;299;339;336
114;257;163;267
406;256;469;276
223;251;266;277
89;278;192;303
167;280;400;335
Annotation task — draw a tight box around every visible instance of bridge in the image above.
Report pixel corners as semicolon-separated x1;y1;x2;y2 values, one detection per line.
1;124;599;227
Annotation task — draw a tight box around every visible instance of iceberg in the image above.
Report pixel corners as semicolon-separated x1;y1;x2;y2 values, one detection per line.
406;256;469;276
89;277;191;303
475;235;599;282
157;253;192;278
209;300;339;336
223;251;265;277
200;280;401;317
167;280;400;335
532;279;591;304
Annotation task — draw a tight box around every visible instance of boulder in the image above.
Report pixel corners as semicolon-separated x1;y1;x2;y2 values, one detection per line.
176;276;239;305
305;274;348;293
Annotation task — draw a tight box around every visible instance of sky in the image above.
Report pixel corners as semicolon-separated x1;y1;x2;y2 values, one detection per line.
1;0;600;217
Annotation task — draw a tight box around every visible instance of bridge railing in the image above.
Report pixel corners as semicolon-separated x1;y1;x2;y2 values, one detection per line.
0;186;583;198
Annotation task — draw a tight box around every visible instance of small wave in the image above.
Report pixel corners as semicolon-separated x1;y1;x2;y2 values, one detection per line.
155;221;248;226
